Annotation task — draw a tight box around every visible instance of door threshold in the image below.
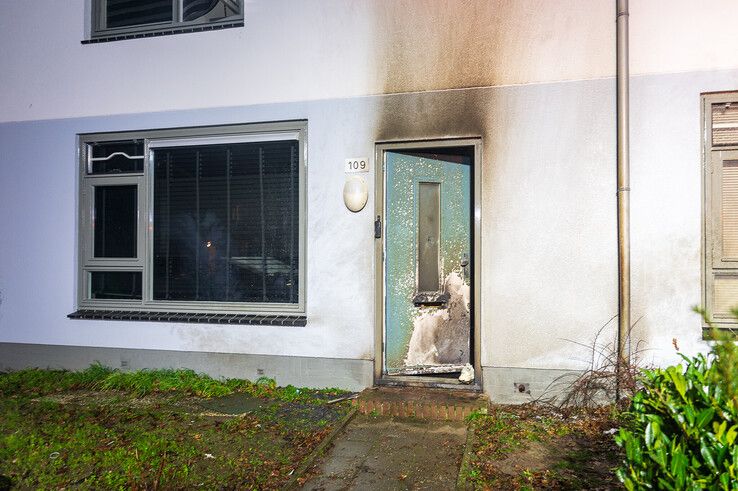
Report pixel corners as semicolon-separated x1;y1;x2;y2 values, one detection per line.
377;375;481;392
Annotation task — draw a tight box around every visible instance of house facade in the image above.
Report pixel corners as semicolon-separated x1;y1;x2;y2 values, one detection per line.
1;0;737;402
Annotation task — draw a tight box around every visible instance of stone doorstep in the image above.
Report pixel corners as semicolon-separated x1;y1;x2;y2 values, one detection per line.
352;387;488;421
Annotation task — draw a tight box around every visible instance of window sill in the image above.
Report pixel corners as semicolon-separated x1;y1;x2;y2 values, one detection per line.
67;309;306;326
82;21;244;44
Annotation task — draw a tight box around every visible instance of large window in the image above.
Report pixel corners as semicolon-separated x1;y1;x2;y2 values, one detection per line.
703;93;738;329
90;0;243;41
78;122;306;314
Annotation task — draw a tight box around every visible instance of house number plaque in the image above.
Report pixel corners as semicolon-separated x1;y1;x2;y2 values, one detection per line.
345;158;370;173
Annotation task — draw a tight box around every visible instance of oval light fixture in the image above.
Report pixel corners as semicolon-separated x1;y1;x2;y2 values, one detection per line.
343;176;368;212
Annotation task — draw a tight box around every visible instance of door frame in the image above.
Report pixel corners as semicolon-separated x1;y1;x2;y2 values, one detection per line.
374;138;482;385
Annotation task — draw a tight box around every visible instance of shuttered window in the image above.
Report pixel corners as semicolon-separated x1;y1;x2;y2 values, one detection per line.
704;95;738;326
90;0;243;40
77;122;306;314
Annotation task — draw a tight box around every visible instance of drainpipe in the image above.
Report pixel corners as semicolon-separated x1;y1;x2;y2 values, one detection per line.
616;0;630;401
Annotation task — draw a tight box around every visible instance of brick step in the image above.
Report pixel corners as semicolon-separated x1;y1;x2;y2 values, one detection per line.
352;386;488;421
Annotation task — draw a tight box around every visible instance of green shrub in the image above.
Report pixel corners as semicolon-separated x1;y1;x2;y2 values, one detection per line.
615;323;738;490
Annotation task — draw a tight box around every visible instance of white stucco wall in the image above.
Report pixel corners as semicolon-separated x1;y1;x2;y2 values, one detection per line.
2;1;738;123
1;1;738;384
2;68;735;370
0;103;379;361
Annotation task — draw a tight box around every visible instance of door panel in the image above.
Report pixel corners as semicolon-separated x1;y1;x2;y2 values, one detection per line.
385;151;471;374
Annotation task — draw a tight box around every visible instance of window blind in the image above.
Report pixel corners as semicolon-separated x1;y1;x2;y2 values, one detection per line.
106;0;172;28
152;140;299;304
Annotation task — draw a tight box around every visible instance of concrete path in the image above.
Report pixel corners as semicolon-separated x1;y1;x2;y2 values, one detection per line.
301;414;467;490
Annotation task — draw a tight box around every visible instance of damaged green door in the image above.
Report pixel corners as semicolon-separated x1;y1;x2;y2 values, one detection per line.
384;151;471;375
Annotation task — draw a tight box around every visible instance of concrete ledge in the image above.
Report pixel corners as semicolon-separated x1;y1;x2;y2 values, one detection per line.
482;366;583;404
353;386;488;420
0;343;374;392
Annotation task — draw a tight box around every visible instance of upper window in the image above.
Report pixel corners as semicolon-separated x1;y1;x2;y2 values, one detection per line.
90;0;243;41
703;93;738;328
78;122;306;314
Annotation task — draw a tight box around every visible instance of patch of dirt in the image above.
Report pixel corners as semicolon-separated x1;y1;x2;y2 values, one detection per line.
466;404;623;490
199;393;266;415
494;440;561;475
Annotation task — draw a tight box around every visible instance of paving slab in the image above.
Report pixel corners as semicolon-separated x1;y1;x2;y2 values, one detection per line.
301;415;467;490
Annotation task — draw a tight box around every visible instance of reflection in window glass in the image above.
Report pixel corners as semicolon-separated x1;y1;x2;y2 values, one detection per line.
183;0;240;22
90;271;142;299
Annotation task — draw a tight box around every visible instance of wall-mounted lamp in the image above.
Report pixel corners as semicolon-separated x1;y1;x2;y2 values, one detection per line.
343;176;368;212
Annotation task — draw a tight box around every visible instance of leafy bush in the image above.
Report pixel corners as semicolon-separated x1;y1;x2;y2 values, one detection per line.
615;321;738;490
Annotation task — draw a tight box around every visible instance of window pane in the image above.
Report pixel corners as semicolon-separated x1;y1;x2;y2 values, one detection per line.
90;272;142;300
417;182;440;292
152;140;299;304
94;185;137;258
183;0;240;22
89;140;144;174
105;0;172;29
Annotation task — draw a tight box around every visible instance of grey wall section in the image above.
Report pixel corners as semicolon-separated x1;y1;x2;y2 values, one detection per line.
0;343;374;391
482;366;581;405
2;68;738;395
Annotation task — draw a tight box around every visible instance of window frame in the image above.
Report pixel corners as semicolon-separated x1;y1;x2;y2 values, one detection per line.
89;0;244;41
77;121;307;315
702;92;738;328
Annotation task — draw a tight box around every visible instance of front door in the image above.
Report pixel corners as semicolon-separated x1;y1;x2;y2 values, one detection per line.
384;150;472;375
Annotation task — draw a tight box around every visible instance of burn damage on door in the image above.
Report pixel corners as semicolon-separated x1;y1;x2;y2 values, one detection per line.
405;270;470;368
384;148;473;375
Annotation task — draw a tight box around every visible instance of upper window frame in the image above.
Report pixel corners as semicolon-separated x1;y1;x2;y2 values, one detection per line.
88;0;244;42
77;121;307;315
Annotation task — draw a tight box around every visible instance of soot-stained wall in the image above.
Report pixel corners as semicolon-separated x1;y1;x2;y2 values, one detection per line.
4;1;738;123
3;1;738;391
2;66;735;378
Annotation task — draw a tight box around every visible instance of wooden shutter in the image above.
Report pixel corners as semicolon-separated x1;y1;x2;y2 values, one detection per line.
705;96;738;322
707;148;738;319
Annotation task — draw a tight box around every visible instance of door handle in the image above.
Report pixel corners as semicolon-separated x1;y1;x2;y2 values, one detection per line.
374;216;382;239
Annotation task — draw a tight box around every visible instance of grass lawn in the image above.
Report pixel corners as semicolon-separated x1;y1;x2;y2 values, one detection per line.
0;365;351;490
462;404;623;490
